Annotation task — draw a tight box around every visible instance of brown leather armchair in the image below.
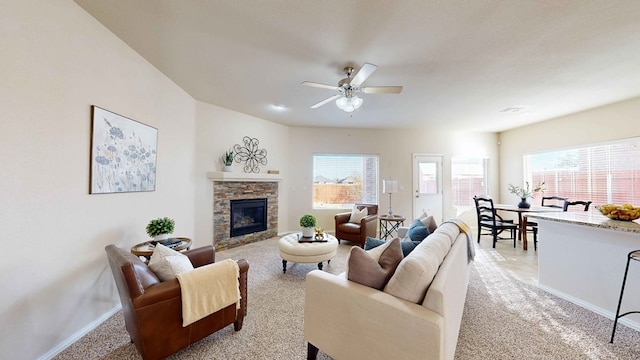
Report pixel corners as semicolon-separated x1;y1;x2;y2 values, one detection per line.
105;244;249;360
334;204;379;247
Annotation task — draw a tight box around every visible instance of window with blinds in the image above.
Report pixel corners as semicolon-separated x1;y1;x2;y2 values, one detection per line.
452;157;489;213
312;154;379;209
524;138;640;208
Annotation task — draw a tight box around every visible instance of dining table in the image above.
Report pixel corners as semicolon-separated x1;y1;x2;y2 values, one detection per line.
493;204;564;250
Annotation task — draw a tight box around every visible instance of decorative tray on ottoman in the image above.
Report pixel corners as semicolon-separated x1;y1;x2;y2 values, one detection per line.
298;233;328;243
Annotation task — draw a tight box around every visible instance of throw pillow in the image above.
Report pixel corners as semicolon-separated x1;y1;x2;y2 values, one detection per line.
420;215;438;234
365;236;418;257
349;206;368;223
347;238;403;290
407;219;430;242
148;243;194;281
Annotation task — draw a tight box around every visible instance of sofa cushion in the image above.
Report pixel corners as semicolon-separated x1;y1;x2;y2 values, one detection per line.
383;231;453;303
407;219;430;242
420;215;438;234
365;236;419;257
347;238;403;290
148;243;194;281
349;206;368;223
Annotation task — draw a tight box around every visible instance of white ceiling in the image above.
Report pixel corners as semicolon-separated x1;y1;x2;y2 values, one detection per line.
74;0;640;132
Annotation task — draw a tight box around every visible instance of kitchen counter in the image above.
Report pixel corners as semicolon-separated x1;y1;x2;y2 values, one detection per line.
527;211;640;332
526;211;640;234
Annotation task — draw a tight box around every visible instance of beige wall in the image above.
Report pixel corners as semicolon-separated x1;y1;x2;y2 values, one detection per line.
498;97;640;203
194;101;290;242
287;127;499;230
0;1;196;358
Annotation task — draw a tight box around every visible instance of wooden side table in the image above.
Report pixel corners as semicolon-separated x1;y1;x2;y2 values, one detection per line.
130;237;192;260
378;215;406;240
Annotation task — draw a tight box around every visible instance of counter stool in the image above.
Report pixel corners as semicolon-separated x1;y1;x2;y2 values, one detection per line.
610;250;640;343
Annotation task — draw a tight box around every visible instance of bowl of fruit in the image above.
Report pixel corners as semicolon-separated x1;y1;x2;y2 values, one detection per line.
598;203;640;221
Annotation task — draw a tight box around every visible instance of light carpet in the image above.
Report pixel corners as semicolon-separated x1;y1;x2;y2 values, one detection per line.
55;237;640;359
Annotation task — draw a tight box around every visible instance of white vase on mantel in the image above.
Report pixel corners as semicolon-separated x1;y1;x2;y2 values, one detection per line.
224;165;233;172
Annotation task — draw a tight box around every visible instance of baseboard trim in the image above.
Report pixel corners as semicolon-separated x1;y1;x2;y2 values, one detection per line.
537;284;640;332
38;305;122;360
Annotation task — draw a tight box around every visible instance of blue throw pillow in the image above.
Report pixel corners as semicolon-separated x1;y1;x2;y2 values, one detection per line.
407;219;430;242
364;237;386;250
365;237;418;257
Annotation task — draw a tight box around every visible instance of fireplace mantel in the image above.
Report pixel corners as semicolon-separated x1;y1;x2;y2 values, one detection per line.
207;171;282;182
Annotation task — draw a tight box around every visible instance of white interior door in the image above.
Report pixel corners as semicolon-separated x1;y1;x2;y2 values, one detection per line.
412;154;443;223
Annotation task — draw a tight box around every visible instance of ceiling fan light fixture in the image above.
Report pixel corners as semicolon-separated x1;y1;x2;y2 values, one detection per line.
335;95;362;112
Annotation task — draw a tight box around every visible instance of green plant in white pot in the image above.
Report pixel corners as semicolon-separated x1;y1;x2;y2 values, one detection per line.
299;214;317;238
222;149;234;172
146;217;175;241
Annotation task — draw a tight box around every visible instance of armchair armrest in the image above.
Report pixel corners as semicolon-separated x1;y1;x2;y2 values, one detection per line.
133;278;182;308
334;212;351;225
184;245;215;268
361;214;378;225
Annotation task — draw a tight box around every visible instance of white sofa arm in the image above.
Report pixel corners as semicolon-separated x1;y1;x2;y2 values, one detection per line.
304;270;445;360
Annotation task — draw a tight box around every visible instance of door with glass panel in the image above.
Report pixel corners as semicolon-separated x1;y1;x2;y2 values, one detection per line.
412;154;443;223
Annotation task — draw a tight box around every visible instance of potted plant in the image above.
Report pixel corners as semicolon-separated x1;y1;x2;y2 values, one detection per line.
146;217;175;241
222;149;234;172
508;181;545;208
299;214;317;238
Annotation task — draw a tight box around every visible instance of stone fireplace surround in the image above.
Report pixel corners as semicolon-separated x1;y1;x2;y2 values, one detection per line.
208;172;282;250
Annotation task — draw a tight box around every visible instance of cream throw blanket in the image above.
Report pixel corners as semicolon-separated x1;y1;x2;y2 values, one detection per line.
442;218;475;262
176;259;241;327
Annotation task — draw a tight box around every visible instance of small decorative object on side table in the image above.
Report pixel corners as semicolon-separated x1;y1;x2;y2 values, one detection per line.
379;215;406;240
146;216;176;241
130;237;193;261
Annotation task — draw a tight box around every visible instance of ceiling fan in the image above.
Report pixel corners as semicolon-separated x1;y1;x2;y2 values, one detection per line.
301;63;403;112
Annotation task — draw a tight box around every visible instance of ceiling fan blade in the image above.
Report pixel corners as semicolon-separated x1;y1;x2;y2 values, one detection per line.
362;86;403;94
301;81;339;91
349;63;377;87
310;94;342;109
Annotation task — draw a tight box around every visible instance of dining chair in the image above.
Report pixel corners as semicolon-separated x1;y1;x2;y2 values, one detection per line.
528;196;569;250
473;195;518;248
563;200;592;211
541;196;567;208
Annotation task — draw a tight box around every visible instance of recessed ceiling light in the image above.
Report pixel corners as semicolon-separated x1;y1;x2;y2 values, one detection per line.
272;103;287;110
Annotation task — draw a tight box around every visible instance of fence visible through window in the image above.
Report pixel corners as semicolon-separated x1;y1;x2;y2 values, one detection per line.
313;154;379;209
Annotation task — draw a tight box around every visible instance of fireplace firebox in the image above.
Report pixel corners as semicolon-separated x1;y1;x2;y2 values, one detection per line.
230;198;267;237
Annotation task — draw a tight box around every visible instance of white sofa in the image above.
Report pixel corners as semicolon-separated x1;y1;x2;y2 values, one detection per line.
304;220;473;360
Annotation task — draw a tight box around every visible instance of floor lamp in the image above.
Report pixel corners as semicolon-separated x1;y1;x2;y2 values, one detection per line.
383;179;399;217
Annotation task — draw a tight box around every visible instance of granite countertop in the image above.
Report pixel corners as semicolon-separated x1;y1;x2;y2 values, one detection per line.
526;211;640;234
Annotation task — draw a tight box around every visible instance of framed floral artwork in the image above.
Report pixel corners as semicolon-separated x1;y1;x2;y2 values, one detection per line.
90;106;158;194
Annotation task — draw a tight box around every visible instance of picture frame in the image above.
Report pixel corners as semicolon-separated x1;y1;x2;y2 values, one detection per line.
90;106;158;194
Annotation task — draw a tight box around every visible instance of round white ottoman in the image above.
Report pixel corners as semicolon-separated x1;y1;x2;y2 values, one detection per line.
278;233;339;273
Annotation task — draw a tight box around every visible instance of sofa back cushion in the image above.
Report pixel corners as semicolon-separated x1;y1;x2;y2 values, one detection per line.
383;223;458;303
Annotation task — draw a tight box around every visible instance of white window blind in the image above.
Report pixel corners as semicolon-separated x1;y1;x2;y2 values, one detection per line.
313;154;379;209
524;138;640;208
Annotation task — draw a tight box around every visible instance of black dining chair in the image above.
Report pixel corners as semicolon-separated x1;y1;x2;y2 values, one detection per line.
541;196;567;208
563;200;592;211
528;196;569;250
473;195;518;248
